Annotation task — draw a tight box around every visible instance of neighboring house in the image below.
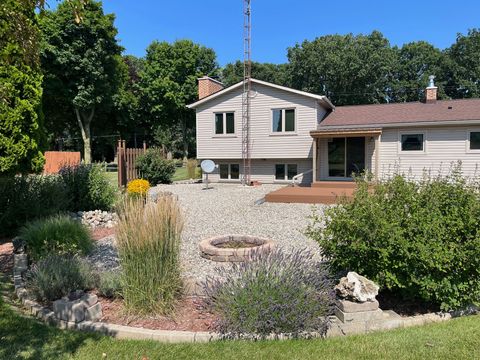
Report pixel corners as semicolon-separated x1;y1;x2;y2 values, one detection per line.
188;76;480;184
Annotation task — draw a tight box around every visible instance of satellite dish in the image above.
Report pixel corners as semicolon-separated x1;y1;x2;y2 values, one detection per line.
200;160;216;189
201;160;216;173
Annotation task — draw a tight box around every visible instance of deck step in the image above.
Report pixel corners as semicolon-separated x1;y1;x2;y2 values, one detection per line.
265;185;354;204
311;181;357;189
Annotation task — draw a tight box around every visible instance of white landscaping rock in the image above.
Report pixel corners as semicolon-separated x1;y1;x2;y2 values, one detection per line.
335;271;379;303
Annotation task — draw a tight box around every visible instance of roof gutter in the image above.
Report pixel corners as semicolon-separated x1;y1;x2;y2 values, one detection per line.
318;119;480;130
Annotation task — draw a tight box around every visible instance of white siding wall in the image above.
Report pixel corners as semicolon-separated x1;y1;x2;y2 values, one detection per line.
196;84;323;160
204;159;312;184
379;126;480;178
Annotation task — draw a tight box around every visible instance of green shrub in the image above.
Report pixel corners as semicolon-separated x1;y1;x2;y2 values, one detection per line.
0;175;70;236
26;255;95;302
136;148;176;185
116;196;183;314
98;271;122;299
59;163;116;211
203;248;334;339
307;165;480;311
20;215;93;261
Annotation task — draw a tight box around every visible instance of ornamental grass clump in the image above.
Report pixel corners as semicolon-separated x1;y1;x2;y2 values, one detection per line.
116;196;183;314
20;215;93;261
203;248;334;339
307;163;480;311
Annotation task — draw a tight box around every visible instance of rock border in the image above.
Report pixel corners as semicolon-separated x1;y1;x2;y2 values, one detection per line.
199;234;274;262
12;253;477;343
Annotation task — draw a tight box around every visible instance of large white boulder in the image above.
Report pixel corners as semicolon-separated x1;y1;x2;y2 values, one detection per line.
335;271;379;303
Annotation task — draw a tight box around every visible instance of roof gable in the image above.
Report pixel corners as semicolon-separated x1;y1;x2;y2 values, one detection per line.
187;78;334;109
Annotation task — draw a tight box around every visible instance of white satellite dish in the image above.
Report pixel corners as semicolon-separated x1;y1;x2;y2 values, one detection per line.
200;160;216;189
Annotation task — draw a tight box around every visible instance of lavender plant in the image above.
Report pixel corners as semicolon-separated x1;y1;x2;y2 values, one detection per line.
203;248;334;339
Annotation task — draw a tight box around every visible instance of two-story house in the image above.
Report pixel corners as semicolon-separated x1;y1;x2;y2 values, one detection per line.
188;76;480;187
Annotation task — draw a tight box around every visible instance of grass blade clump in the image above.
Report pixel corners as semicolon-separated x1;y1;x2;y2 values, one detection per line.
116;196;183;315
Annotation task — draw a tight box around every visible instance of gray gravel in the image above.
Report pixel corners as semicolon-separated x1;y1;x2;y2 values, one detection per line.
85;183;328;283
151;183;328;283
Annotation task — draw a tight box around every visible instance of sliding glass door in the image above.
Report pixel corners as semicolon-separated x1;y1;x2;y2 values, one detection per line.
328;137;365;178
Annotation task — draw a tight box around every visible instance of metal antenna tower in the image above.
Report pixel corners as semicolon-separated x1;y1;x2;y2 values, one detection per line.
241;0;252;185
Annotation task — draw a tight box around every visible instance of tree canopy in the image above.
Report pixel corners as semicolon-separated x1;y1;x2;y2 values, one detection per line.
39;0;123;163
221;61;288;87
0;0;46;174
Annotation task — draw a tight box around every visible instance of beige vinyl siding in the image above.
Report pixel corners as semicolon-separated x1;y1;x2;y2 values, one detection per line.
204;159;312;184
196;83;325;160
379;126;480;178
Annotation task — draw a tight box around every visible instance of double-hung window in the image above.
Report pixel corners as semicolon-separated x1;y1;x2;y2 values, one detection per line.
272;108;295;133
275;164;297;181
215;112;235;135
219;164;240;180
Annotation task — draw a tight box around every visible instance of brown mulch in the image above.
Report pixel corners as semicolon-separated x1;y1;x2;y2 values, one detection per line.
377;290;440;316
91;227;116;241
98;295;217;332
0;242;14;274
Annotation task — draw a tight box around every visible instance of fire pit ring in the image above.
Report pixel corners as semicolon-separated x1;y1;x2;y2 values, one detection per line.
199;235;274;262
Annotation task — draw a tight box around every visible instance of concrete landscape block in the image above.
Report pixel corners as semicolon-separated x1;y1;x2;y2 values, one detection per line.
13;275;23;288
151;330;197;343
85;303;102;322
53;298;86;323
336;321;367;336
403;316;425;328
30;304;44;317
14;254;28;271
366;318;404;333
335;308;384;323
82;294;98;307
335;299;379;313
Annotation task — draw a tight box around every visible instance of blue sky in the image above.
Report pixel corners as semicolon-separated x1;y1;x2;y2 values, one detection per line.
100;0;479;66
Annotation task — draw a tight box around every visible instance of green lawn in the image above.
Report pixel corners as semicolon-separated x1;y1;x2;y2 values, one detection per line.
104;171;118;188
1;280;479;360
172;167;201;182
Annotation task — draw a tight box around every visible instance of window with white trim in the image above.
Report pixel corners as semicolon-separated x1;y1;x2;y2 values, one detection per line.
400;133;424;152
219;164;240;180
469;131;480;150
272;109;295;133
214;112;235;135
275;164;297;180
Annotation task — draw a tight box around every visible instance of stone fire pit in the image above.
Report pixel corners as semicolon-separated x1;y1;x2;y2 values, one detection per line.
199;235;274;262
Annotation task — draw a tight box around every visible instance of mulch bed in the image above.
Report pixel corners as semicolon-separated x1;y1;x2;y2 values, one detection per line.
0;241;13;274
377;290;440;316
97;295;216;332
92;227;116;241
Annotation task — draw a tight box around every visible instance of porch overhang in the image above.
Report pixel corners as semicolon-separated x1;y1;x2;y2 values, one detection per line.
310;127;382;138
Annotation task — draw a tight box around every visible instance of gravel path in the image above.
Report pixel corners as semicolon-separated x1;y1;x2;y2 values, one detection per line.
151;183;328;284
85;183;328;284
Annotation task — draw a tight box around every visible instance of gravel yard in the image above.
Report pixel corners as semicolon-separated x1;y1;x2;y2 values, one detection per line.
86;183;329;285
152;183;328;284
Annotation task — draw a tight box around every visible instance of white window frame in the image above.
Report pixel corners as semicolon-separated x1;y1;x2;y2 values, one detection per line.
466;130;480;153
270;108;297;135
398;131;426;154
219;163;240;181
213;111;236;136
274;163;298;182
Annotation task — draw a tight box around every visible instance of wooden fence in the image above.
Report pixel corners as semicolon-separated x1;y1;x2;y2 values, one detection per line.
43;151;81;174
117;140;147;187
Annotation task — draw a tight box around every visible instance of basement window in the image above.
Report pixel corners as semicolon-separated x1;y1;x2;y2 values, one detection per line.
219;164;240;180
214;112;235;135
400;133;424;152
275;164;298;181
272;109;296;133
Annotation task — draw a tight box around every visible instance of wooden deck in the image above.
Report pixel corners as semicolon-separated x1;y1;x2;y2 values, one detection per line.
265;181;356;204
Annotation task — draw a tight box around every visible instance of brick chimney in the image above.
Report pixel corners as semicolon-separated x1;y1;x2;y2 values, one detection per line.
425;75;438;104
198;76;224;99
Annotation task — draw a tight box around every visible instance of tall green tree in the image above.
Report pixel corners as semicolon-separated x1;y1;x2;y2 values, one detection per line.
39;0;123;163
221;61;289;87
139;40;218;158
446;29;480;99
391;41;448;102
287;31;396;106
0;0;46;174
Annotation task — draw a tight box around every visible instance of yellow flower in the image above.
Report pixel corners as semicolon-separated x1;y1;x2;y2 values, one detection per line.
127;179;151;196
